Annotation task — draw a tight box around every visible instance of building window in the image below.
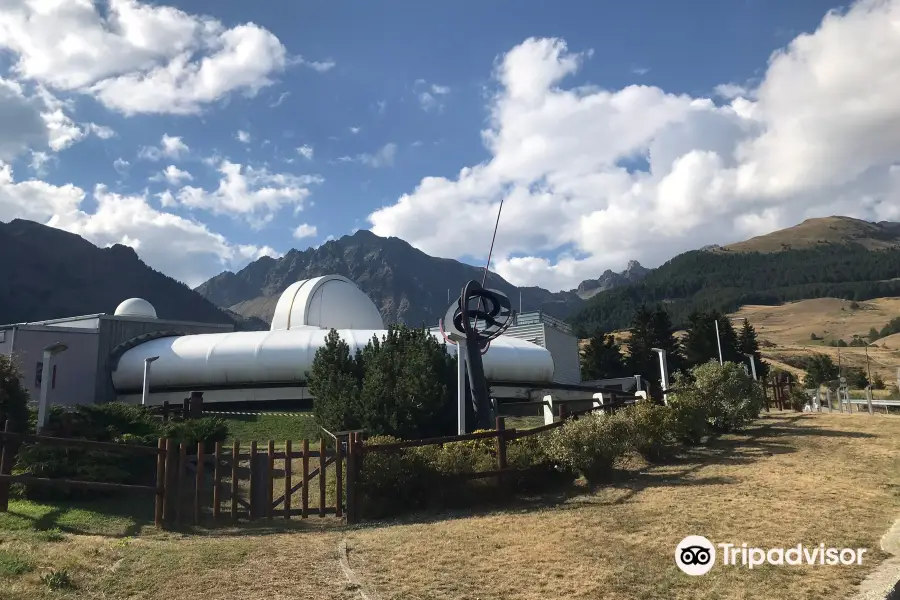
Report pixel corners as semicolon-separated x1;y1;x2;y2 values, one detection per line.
0;331;5;343
34;362;43;388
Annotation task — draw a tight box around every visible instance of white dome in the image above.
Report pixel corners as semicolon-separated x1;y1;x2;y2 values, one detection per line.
114;298;157;319
270;275;385;331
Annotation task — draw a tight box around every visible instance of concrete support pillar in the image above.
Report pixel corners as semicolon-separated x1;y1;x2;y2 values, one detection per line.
543;394;555;426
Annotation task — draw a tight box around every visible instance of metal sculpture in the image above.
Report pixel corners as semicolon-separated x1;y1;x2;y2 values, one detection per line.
440;280;514;431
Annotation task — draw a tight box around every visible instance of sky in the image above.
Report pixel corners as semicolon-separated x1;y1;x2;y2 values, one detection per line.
1;0;899;292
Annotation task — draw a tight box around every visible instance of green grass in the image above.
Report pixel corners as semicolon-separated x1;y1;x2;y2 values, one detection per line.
0;549;34;577
0;496;152;538
222;413;322;443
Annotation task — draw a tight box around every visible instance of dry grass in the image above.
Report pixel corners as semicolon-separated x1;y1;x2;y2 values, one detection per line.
1;413;898;600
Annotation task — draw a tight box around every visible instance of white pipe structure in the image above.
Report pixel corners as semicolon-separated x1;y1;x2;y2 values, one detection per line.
37;342;68;433
744;353;758;381
141;356;159;406
651;347;669;405
112;329;554;393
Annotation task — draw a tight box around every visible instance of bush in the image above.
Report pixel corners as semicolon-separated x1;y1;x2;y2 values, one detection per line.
543;412;630;486
163;417;228;454
671;361;764;434
667;389;710;446
788;389;809;412
15;403;226;500
0;354;30;432
620;401;674;461
357;435;432;519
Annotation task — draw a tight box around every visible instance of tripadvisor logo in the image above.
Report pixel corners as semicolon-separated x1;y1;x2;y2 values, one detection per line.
675;536;868;575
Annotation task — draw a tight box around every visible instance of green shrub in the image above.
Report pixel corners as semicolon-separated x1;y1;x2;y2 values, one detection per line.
788;388;810;412
163;416;228;454
669;361;764;437
667;387;710;446
506;433;575;491
0;354;30;433
543;412;630;486
40;569;74;591
357;435;432;519
0;549;33;576
621;401;674;461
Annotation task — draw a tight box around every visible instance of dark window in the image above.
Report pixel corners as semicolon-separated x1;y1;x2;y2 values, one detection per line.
34;362;43;388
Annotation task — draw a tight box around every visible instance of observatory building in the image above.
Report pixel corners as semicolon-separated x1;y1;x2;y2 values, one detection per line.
0;275;567;408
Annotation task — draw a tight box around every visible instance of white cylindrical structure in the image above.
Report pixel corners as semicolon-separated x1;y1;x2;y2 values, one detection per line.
270;275;385;331
112;329;554;392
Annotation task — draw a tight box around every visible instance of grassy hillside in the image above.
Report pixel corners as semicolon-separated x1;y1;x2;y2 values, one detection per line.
568;244;900;334
723;216;900;253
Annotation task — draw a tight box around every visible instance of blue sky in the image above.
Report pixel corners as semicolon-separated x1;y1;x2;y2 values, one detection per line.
1;0;898;290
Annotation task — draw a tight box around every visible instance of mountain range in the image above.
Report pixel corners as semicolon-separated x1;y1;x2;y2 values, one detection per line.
194;229;648;327
1;215;898;338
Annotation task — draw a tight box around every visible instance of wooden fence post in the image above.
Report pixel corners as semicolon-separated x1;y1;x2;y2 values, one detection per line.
266;440;275;521
154;438;165;528
284;440;292;520
345;435;355;524
558;404;569;422
301;439;309;518
335;435;343;519
231;441;239;523
355;433;365;521
163;438;176;523
495;417;507;490
177;443;186;525
318;437;326;517
213;441;221;522
194;441;204;525
0;421;15;512
248;441;258;521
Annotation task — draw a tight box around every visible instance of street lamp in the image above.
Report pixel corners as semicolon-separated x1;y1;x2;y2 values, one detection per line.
37;342;68;433
142;356;160;406
651;348;669;405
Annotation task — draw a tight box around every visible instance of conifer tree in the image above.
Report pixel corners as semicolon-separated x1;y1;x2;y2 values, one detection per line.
737;318;768;378
580;331;626;381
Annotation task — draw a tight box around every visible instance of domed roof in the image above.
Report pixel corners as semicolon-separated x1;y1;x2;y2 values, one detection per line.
270;275;385;331
114;298;158;319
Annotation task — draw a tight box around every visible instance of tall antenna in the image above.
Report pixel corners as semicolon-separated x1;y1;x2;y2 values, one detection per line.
519;289;522;314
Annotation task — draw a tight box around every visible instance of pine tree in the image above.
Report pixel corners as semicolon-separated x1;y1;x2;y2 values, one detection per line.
625;305;683;396
737;318;769;379
682;309;719;367
580;331;626;380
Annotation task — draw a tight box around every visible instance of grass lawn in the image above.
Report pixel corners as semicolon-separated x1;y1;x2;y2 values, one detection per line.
219;412;322;443
0;412;898;599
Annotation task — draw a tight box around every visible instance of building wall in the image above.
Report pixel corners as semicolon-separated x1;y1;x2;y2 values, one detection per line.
94;316;233;404
6;326;100;406
543;324;582;385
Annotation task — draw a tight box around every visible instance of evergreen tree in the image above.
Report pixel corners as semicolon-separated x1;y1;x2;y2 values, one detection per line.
309;329;364;433
803;353;840;388
580;331;626;380
625;305;683;396
682;309;742;368
737;318;769;379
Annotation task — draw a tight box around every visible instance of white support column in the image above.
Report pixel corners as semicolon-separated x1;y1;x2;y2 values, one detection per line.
457;342;467;435
543;394;555;426
652;348;670;405
634;391;648;401
37;342;68;433
141;356;159;406
592;393;605;411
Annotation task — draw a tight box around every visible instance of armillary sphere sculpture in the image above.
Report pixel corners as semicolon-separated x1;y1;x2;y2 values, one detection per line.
440;280;515;431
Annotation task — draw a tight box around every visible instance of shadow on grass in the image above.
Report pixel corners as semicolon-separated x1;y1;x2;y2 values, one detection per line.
4;493;154;538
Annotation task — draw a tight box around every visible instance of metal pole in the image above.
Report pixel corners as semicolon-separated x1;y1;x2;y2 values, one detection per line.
864;344;871;384
746;353;758;380
652;348;669;405
457;342;467;435
714;319;723;365
142;356;160;406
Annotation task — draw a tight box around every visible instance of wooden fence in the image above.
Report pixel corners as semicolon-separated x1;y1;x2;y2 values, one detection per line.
0;421;346;529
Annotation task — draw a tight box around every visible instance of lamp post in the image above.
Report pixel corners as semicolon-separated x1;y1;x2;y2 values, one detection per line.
141;356;160;406
37;342;68;433
651;348;669;405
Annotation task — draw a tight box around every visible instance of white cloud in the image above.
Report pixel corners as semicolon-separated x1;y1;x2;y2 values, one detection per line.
113;158;131;175
305;59;336;73
29;151;53;174
369;2;900;291
293;223;317;239
270;91;290;107
154;165;193;185
174;160;323;226
415;79;451;112
0;161;274;286
349;126;361;134
341;143;397;168
236;130;251;144
0;0;291;116
297;145;314;160
138;134;189;161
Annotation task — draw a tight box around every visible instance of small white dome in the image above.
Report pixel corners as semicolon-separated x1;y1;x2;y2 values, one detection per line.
270;275;384;331
114;298;157;319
